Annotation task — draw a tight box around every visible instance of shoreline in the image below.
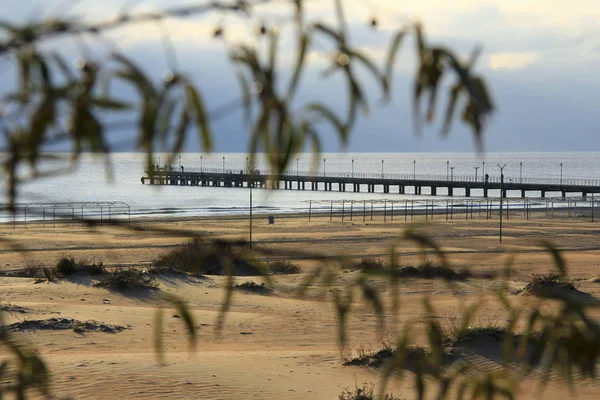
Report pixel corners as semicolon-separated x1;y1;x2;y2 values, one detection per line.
0;202;593;227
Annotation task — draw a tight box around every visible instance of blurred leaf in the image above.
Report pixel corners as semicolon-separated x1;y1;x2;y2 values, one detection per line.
236;70;253;124
313;22;342;42
28;93;55;164
113;53;156;97
384;29;407;91
346;49;386;93
360;280;385;331
154;307;165;363
164;294;197;351
305;103;348;144
0;20;17;32
441;83;461;136
92;97;131;110
286;32;309;101
540;241;566;279
184;83;213;152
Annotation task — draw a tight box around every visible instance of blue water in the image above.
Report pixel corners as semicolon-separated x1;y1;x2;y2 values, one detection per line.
3;152;599;220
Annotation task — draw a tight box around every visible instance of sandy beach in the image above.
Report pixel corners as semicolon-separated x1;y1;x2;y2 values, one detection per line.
2;210;600;399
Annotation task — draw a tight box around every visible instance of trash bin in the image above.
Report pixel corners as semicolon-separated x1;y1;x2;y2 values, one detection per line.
268;215;275;225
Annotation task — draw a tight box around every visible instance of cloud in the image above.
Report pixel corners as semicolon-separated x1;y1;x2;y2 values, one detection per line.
488;52;539;70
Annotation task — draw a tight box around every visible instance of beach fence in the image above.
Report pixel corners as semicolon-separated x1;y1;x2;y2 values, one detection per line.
305;196;600;223
1;201;131;228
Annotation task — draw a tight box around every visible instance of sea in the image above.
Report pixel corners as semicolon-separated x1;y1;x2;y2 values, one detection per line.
3;152;600;221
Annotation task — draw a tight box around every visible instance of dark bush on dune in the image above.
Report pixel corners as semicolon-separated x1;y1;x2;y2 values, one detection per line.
94;269;158;291
55;256;106;277
268;260;302;275
352;259;465;281
397;262;466;281
352;258;386;273
233;281;273;294
517;272;590;299
151;239;263;276
338;383;403;400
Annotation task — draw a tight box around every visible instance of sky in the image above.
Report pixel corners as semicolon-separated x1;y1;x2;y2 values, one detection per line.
1;0;599;153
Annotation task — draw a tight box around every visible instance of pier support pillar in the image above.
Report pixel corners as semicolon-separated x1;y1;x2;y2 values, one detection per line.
448;187;453;196
465;188;470;197
484;188;488;198
562;190;566;197
521;190;525;198
541;190;545;198
503;189;507;198
431;187;436;196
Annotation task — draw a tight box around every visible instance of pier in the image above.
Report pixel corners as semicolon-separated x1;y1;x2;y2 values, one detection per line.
141;167;600;198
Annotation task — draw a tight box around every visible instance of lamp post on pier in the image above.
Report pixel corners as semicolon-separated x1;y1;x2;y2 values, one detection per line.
352;159;354;178
248;161;255;249
482;161;485;182
413;160;416;180
200;156;203;173
560;162;563;185
474;166;480;182
296;158;299;175
381;160;384;178
450;166;455;182
447;160;449;181
520;161;523;184
498;163;507;242
323;158;326;177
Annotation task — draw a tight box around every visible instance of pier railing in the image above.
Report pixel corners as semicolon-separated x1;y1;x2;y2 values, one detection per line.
146;167;600;187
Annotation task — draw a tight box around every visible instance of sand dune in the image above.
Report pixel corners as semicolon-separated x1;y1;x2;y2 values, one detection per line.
2;213;600;399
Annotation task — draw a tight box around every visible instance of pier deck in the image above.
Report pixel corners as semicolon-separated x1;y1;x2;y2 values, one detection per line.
141;168;600;198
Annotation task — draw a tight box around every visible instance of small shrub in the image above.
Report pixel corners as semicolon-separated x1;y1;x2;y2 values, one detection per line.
338;383;403;400
79;261;106;275
55;256;79;277
233;281;272;294
151;239;262;276
53;256;105;277
268;260;301;275
352;258;386;273
518;272;589;299
397;262;466;281
94;269;158;291
23;261;44;278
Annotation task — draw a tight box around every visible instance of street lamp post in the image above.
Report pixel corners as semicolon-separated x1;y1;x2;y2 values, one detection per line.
447;160;449;181
520;161;523;184
498;163;507;242
413;160;416;180
381;160;384;178
296;158;299;176
248;162;255;249
179;155;181;169
474;166;480;182
223;156;225;173
323;158;326;177
450;166;455;182
352;159;354;178
560;162;563;185
482;161;485;182
158;156;161;168
200;156;203;173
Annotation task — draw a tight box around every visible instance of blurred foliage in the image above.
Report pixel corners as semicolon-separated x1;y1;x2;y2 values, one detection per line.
4;2;596;400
